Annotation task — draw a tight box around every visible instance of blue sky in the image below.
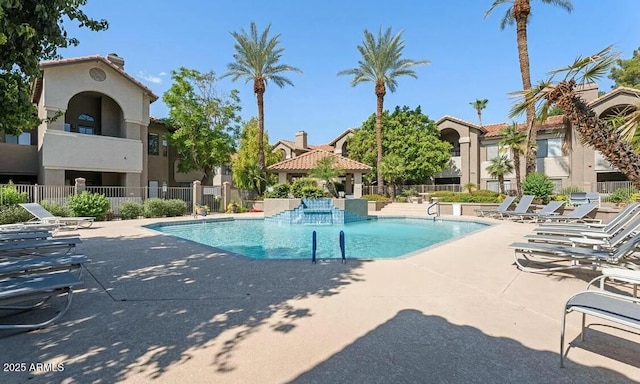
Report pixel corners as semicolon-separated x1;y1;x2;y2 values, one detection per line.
60;1;640;145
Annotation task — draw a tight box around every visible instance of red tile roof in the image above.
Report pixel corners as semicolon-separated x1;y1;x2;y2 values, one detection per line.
483;115;566;138
268;149;371;172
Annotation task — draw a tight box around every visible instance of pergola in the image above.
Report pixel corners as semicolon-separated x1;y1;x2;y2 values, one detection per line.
267;149;371;198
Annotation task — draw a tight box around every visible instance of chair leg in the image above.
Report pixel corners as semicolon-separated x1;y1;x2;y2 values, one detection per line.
581;313;586;341
560;309;568;368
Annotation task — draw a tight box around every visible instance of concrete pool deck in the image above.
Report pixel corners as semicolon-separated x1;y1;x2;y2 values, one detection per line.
2;211;640;383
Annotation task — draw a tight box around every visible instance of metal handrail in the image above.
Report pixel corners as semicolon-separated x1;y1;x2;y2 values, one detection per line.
427;202;440;219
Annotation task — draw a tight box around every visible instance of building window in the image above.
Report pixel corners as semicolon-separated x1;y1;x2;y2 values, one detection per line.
536;138;563;158
550;179;563;194
78;113;95;122
148;133;159;155
64;123;72;132
162;139;168;157
74;113;96;135
486;180;512;193
77;126;95;135
5;132;31;145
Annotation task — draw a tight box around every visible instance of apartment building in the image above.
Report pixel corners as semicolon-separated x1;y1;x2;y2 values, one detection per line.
434;84;640;193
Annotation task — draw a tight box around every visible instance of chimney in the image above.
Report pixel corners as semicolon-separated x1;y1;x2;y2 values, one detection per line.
295;131;307;149
106;53;125;70
576;82;599;103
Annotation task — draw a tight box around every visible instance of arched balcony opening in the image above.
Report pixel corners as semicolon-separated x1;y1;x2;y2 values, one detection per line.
65;92;125;138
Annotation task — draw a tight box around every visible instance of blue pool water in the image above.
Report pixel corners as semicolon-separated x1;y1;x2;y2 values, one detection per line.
149;218;489;260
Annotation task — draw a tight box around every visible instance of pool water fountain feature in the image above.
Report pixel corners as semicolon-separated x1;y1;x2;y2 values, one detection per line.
265;198;369;224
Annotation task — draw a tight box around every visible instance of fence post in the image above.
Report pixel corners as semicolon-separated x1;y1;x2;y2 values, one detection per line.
192;180;202;215
74;178;86;195
222;182;232;210
33;184;39;203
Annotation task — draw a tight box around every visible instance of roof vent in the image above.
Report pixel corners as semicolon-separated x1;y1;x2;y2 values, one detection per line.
106;53;125;70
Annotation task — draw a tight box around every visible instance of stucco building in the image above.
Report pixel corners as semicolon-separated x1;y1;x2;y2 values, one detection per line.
434;84;640;193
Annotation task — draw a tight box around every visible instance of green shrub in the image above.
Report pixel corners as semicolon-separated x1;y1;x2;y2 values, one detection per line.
361;194;391;201
609;186;638;203
431;191;456;198
395;196;408;203
143;198;168;218
300;185;325;198
401;187;418;197
435;193;501;203
0;205;33;224
40;200;70;217
165;199;187;217
291;178;318;198
264;183;291;198
119;201;144;220
67;191;110;221
522;173;554;203
0;181;27;206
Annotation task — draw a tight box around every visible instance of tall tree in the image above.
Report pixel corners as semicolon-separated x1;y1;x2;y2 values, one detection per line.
348;106;451;186
232;118;280;195
224;22;301;193
499;122;527;196
485;0;573;175
609;47;640;89
512;46;640;188
380;153;406;198
470;99;489;126
338;27;429;194
486;154;514;194
163;68;242;185
0;0;108;135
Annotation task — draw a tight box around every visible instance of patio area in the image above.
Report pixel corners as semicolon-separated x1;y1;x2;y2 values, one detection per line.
2;212;640;383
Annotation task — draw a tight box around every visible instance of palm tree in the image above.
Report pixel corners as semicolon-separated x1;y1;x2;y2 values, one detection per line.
224;22;301;193
486;154;515;194
309;156;344;198
338;27;429;195
511;46;640;188
499;122;527;196
470;99;489;126
485;0;573;175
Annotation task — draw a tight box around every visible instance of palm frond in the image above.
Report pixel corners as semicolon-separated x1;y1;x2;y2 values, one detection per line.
508;79;554;118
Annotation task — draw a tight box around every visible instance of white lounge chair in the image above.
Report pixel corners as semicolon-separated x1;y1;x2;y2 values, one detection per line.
561;268;640;367
19;203;94;229
474;196;516;218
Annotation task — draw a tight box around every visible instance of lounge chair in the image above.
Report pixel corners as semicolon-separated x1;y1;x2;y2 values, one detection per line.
533;203;640;236
0;238;81;256
524;215;640;247
506;201;565;223
534;202;599;224
0;271;83;330
19;203;94;229
474;196;516;218
569;192;588;206
497;195;535;219
509;229;640;273
560;268;640;367
0;254;87;278
586;192;601;207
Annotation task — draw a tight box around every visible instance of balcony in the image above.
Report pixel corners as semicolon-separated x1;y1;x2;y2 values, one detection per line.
42;131;142;173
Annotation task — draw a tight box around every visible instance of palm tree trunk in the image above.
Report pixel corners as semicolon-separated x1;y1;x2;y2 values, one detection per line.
513;152;522;196
514;0;537;175
375;82;385;195
548;80;640;188
499;175;506;195
477;111;483;127
255;78;266;194
202;166;212;186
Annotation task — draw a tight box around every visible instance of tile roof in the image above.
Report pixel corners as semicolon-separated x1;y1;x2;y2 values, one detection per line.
309;144;335;152
436;115;485;132
268;149;371;172
482;115;566;138
32;55;158;103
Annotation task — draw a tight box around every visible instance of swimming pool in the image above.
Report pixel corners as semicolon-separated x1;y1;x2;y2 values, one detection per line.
148;218;489;260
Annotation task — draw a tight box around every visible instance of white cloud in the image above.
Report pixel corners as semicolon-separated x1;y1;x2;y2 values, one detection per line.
136;71;166;84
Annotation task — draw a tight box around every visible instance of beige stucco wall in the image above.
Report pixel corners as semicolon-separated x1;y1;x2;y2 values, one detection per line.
42;62;149;126
41;131;143;173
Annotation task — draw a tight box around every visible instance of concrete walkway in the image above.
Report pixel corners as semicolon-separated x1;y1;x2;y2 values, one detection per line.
2;212;640;383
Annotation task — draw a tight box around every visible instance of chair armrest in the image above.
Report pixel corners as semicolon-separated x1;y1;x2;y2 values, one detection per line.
579;231;613;239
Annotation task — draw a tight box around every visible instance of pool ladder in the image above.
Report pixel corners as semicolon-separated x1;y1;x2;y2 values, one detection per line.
426;202;440;221
312;230;346;264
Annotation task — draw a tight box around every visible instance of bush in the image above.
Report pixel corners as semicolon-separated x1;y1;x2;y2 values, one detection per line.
143;198;168;218
264;183;291;198
299;185;325;198
0;205;33;225
434;192;501;203
291;178;318;198
522;173;554;203
609;186;638;203
361;194;391;201
431;191;457;198
67;191;110;221
119;201;143;220
41;200;70;217
165;199;187;217
0;181;27;206
395;196;408;203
